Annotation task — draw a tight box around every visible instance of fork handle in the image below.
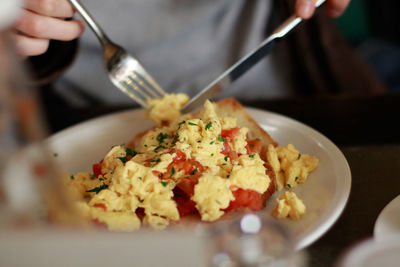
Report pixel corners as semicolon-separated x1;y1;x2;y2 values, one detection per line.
68;0;112;48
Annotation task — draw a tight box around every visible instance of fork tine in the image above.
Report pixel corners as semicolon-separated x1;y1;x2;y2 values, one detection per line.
118;79;149;108
134;70;166;97
130;71;160;99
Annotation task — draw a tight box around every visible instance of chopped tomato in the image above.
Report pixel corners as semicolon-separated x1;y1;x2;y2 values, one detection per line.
172;149;186;163
92;160;103;177
92;218;108;229
174;196;197;217
221;128;240;141
221;142;239;162
224;188;262;211
176;177;197;196
93;203;107;211
246;139;263;155
152;170;162;178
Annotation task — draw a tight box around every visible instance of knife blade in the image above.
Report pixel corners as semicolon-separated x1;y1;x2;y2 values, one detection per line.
181;0;326;113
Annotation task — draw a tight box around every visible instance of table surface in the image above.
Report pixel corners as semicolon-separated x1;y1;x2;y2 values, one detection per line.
41;92;400;267
307;144;400;267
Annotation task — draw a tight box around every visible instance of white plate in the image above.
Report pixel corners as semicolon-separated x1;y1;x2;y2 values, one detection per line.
374;195;400;241
46;107;351;250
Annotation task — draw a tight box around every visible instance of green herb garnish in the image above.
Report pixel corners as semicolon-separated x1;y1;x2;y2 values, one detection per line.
224;156;228;161
205;121;212;130
172;134;179;144
86;184;108;194
171;167;176;176
161;181;167;187
126;148;142;157
188;122;198;126
99;178;104;181
156;132;169;143
191;169;198;175
210;141;215;145
295;176;299;181
154;145;166;152
249;154;255;158
297;153;302;160
287;184;292;188
118;157;127;163
218;136;226;142
178;120;186;129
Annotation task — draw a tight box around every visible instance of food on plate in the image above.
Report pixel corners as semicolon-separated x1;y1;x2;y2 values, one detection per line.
64;94;318;231
272;191;306;220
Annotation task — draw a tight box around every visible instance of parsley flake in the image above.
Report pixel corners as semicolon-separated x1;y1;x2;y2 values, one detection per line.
161;181;167;187
287;184;292;188
118;157;127;163
218;136;226;142
224;156;228;161
86;184;108;194
297;153;302;160
99;178;104;181
171;167;176;176
126;148;142;157
156;133;169;144
249;154;255;158
205;121;212;130
295;176;299;181
188;122;198;126
191;169;198;175
210;141;215;145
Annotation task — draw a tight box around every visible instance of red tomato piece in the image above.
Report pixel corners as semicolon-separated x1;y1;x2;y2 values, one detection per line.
176;177;196;196
175;196;197;217
221;128;240;141
93;203;107;211
92;160;103;177
152;170;163;178
246;139;263;155
224;188;262;211
221;142;239;162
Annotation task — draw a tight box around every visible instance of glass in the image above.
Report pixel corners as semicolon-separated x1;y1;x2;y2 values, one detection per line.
0;25;81;229
208;213;303;267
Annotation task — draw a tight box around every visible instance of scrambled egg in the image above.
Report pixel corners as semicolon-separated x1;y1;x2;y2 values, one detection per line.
272;191;306;220
66;96;271;230
65;94;319;229
267;144;319;220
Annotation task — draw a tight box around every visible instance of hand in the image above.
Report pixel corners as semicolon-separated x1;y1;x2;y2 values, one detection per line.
13;0;84;57
296;0;351;19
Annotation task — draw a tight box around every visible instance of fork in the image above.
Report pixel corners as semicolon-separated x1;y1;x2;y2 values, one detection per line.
68;0;165;108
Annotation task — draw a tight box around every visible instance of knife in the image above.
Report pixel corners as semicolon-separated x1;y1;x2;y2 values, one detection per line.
181;0;326;113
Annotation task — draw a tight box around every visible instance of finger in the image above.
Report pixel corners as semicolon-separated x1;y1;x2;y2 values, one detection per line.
296;0;317;19
13;33;50;57
14;9;84;41
24;0;75;18
325;0;351;17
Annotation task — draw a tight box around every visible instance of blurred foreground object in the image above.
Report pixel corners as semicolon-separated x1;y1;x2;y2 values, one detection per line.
0;0;83;228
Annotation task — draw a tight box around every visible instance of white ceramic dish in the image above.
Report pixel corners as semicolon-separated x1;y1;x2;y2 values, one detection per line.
374;195;400;241
46;107;351;249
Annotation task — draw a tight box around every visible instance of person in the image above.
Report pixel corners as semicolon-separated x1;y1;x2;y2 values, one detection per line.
11;0;385;130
